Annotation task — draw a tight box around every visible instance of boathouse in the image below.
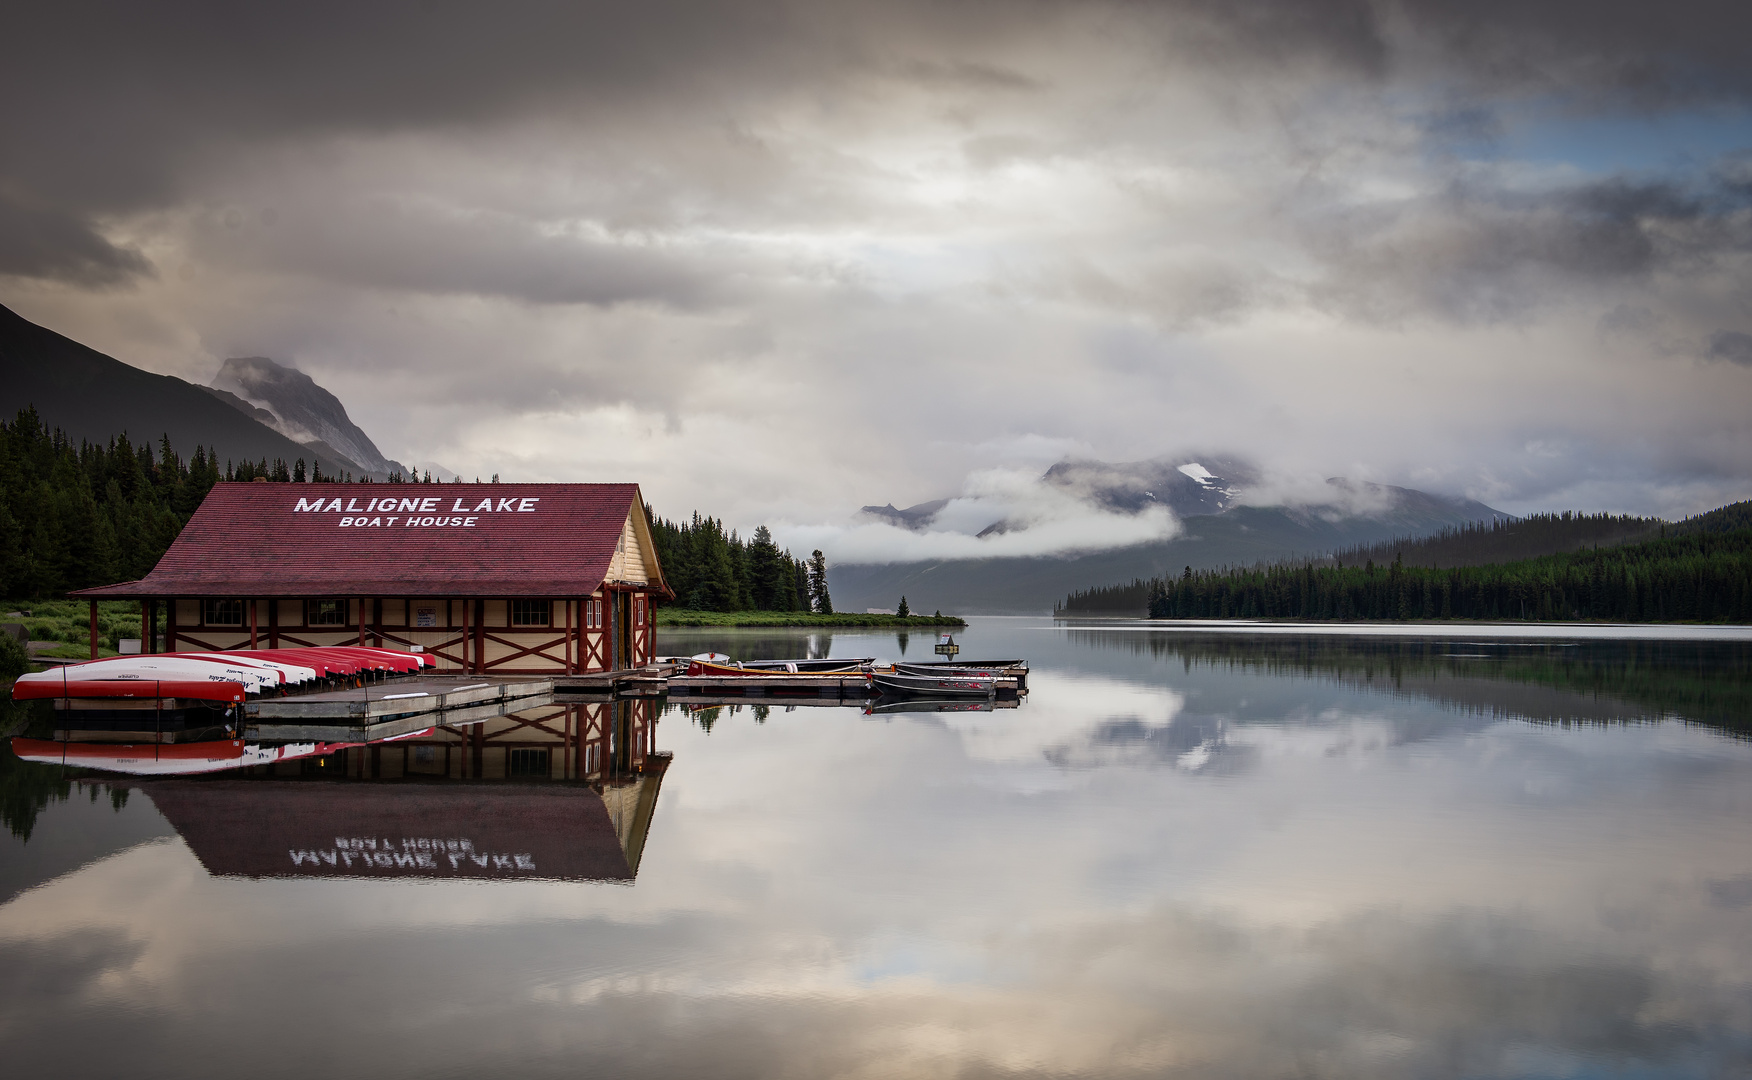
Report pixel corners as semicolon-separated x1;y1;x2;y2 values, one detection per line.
73;482;669;674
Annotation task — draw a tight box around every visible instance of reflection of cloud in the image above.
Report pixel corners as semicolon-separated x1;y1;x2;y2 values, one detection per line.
934;672;1185;765
4;675;1751;1077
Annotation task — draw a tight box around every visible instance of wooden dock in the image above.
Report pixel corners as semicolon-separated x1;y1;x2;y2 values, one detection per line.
240;675;555;741
558;662;1028;699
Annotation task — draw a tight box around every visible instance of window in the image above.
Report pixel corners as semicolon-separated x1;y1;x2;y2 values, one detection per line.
202;598;244;626
587;598;602;628
635;595;645;627
306;599;349;626
511;599;551;627
508;748;550;777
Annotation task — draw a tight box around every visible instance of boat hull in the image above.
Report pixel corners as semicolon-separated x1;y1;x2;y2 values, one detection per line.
872;671;996;698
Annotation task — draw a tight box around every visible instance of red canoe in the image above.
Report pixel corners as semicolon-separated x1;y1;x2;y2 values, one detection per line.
9;679;248;702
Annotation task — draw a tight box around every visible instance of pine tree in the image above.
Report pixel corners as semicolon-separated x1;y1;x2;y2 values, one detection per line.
809;549;833;614
897;595;909;618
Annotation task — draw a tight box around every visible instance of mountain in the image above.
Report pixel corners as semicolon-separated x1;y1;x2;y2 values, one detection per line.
0;302;365;475
832;456;1509;614
1042;453;1257;517
209;356;404;477
861;499;950;530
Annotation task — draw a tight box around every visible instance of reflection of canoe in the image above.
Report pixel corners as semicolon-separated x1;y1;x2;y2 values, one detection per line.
872;671;996;698
686;659;868;677
738;657;874;673
11;736;315;775
9;727;434;777
865;699;994;715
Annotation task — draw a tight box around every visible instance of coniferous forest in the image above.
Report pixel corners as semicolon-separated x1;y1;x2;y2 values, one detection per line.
1135;528;1751;622
1061;505;1752;623
646;514;829;613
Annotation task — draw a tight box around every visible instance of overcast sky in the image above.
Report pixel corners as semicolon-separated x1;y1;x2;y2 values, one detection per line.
3;0;1749;544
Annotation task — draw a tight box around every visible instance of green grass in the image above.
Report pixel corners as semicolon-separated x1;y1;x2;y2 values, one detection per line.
1;598;142;652
656;610;966;628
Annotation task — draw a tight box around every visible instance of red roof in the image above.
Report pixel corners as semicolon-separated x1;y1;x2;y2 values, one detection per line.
75;482;665;598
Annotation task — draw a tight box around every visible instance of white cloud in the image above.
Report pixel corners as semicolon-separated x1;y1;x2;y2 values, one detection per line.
775;467;1181;563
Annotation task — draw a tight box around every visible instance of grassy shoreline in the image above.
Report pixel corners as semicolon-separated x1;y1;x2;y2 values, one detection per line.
656;610;965;628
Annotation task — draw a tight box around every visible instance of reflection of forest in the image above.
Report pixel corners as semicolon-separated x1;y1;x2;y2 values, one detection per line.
1069;631;1752;739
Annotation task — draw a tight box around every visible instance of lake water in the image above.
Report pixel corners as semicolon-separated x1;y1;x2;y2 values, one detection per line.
4;617;1751;1079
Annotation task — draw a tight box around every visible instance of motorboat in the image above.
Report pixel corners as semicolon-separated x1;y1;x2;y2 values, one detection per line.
893;660;1023;674
871;669;997;698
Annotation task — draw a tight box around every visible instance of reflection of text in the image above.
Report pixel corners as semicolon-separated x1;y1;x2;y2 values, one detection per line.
286;836;535;873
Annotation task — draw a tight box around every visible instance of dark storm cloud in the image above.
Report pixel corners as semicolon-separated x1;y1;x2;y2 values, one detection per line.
1707;330;1752;366
6;0;1749;199
1301;174;1752;323
0;193;152;287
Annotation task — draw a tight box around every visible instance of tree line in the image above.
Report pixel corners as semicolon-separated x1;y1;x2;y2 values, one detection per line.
0;408;844;615
1328;511;1665;570
1141;528;1752;622
0;408;222;598
647;513;834;613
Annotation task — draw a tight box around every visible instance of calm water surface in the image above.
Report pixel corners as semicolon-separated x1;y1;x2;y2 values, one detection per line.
3;617;1750;1079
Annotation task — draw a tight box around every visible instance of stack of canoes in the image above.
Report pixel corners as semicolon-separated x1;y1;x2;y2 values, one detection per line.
11;645;435;706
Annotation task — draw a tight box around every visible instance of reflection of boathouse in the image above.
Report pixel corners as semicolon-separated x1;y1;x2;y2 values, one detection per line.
75;483;669;674
145;699;667;882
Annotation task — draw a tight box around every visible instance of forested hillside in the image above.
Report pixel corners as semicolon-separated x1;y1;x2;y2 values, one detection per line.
1059;508;1752;617
1330;512;1663;570
1141;528;1752;623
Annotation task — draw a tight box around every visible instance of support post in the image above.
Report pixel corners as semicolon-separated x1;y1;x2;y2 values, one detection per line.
139;603;148;655
166;598;178;652
474;599;485;674
147;599;158;654
566;598;575;675
358;598;366;646
250;598;259;650
89;600;99;660
268;598;279;649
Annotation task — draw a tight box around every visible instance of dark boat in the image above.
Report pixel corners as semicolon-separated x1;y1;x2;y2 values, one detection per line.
872;670;997;698
893;660;1024;674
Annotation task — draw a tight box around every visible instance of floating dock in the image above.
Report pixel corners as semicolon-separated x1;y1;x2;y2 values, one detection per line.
240;675;555;741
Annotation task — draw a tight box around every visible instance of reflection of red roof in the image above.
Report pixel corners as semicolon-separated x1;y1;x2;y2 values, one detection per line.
74;482;658;597
145;782;634;881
